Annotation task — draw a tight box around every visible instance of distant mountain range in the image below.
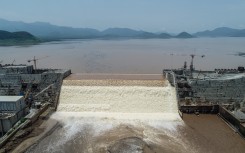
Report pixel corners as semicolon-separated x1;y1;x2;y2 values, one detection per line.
0;19;245;40
0;19;194;40
193;27;245;37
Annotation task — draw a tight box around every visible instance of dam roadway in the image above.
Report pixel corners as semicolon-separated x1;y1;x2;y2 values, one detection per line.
12;74;245;153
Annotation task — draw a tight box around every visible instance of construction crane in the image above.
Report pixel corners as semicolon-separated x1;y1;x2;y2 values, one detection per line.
189;54;205;72
12;59;15;65
169;53;205;71
27;56;48;70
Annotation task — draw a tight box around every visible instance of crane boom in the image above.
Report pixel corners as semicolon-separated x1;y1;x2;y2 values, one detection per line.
27;56;48;70
169;53;205;71
189;54;205;72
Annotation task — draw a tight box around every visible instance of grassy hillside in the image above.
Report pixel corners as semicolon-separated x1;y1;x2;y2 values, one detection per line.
0;30;40;46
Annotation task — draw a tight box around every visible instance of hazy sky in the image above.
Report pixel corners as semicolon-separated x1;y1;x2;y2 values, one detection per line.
0;0;245;33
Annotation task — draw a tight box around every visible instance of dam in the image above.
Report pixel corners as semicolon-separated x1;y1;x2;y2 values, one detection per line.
0;69;244;153
24;74;194;153
58;74;180;117
58;81;177;114
20;74;245;153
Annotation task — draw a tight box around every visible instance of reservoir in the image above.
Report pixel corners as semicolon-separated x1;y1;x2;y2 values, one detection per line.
1;37;245;73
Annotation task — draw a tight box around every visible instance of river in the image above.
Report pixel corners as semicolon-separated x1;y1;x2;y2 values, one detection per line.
1;38;245;73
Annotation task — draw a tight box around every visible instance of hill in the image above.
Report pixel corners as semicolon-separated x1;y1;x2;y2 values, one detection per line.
3;19;231;40
0;19;177;40
233;29;245;37
0;19;100;39
136;32;158;38
0;30;40;46
194;27;245;37
158;33;172;39
175;32;193;38
101;28;143;37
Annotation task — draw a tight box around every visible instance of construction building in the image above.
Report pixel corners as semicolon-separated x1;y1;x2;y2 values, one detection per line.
0;96;27;135
0;64;71;137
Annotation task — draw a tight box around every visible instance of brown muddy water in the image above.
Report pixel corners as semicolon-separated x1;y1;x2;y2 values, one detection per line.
1;38;245;73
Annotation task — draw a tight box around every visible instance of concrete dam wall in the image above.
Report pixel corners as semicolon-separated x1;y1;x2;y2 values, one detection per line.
57;80;178;115
26;78;196;153
26;77;245;153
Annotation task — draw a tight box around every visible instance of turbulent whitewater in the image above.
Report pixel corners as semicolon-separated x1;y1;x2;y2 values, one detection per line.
58;84;178;114
26;79;195;153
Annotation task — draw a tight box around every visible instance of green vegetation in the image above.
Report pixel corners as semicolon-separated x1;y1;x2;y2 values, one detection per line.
0;30;40;46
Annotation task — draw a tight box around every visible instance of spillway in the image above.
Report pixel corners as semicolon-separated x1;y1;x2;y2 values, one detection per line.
58;80;178;115
26;77;196;153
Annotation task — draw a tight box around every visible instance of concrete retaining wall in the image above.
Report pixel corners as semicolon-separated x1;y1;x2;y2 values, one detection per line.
219;106;245;137
63;70;71;79
25;104;49;123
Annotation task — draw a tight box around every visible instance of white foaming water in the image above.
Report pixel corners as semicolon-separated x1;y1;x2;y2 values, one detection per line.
42;112;188;153
58;83;178;114
56;80;181;134
31;81;194;153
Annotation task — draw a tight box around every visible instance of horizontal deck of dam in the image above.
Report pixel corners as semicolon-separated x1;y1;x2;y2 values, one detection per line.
65;73;164;80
